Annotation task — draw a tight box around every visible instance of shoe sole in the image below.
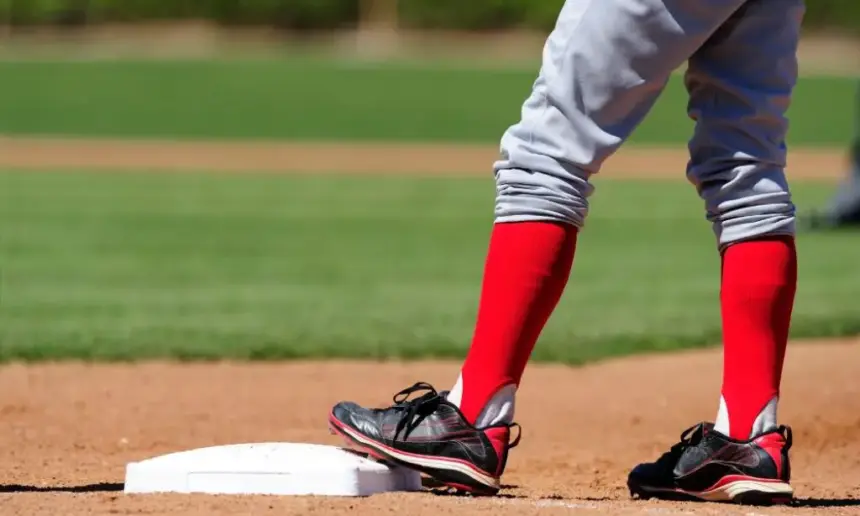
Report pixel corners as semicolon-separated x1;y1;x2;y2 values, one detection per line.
629;475;794;505
328;412;501;496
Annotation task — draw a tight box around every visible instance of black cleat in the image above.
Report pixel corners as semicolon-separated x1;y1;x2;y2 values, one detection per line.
628;423;793;505
328;382;520;495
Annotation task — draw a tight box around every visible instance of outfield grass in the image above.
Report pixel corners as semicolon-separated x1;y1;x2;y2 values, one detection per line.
0;58;855;146
2;170;858;363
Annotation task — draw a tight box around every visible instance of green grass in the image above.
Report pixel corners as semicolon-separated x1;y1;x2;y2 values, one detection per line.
2;170;858;363
0;58;855;146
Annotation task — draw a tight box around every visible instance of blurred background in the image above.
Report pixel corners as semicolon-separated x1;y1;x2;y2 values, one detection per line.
0;1;858;365
1;1;859;63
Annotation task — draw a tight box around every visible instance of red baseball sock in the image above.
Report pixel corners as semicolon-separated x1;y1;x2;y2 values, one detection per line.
719;236;797;440
456;221;578;425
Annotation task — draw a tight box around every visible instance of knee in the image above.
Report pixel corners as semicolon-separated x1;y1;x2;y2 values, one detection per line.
493;168;593;227
701;166;796;248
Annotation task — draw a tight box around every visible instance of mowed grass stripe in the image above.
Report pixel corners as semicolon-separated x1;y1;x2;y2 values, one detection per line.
0;59;854;146
1;170;858;362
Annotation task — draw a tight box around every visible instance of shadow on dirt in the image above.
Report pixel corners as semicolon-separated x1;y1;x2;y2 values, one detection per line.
0;483;124;493
791;498;860;508
2;481;855;507
420;477;522;498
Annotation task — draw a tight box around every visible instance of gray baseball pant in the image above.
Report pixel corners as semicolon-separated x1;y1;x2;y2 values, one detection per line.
493;0;804;248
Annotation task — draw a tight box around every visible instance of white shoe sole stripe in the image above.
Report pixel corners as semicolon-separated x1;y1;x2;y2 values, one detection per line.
638;479;793;503
698;479;794;502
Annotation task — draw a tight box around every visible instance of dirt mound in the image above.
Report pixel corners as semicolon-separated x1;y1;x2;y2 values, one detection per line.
0;136;847;180
1;337;858;515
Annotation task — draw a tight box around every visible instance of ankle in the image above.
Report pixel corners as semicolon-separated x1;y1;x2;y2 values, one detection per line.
715;395;779;439
447;374;516;428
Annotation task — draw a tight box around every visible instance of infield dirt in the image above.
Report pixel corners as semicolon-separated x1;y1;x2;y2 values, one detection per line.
1;138;858;515
0;136;850;180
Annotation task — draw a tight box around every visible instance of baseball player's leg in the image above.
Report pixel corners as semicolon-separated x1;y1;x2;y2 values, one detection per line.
331;0;754;495
629;0;802;504
686;0;801;441
448;0;756;431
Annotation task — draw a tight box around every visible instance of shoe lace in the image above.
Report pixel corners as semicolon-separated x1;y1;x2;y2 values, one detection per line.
382;382;523;448
655;423;706;468
384;382;445;440
776;425;793;452
378;382;523;448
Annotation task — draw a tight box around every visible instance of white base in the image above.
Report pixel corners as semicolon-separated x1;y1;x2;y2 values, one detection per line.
124;443;423;497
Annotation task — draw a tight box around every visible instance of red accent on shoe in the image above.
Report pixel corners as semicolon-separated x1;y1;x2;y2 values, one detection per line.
482;426;512;477
753;431;789;480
